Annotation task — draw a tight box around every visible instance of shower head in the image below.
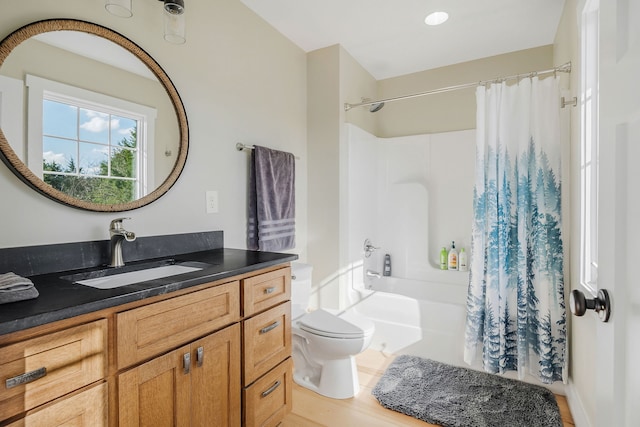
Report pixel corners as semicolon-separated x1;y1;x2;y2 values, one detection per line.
359;97;385;113
369;102;385;113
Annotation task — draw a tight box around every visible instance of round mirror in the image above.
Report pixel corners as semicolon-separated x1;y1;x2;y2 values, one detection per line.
0;19;188;212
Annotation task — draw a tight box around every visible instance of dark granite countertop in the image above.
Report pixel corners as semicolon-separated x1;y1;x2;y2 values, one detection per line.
0;248;297;336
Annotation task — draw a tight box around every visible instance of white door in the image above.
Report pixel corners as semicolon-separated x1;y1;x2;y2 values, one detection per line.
594;1;640;426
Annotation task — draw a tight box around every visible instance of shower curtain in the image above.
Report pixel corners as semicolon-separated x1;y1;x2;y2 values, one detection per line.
464;76;566;384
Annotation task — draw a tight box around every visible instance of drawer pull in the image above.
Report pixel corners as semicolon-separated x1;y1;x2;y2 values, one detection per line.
264;286;276;295
260;321;280;334
196;346;204;367
183;352;191;374
6;367;47;389
261;380;281;398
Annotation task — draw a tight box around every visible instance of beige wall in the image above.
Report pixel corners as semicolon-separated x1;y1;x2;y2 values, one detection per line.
373;46;554;137
306;45;340;308
306;44;378;309
0;0;307;260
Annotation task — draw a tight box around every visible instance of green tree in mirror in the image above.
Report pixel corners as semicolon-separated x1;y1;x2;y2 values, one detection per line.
43;130;137;204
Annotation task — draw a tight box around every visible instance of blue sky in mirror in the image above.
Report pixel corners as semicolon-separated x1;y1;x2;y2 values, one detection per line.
42;100;136;176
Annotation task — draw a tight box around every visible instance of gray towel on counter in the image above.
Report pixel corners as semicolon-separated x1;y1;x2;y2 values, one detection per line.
0;272;39;304
248;145;295;251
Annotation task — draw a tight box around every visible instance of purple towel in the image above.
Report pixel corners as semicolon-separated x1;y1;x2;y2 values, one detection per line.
248;145;295;251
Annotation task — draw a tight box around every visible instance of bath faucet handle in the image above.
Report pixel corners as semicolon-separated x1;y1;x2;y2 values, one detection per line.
110;217;131;231
364;238;380;258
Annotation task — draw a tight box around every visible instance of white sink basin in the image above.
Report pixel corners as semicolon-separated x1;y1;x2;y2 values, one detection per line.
74;264;203;289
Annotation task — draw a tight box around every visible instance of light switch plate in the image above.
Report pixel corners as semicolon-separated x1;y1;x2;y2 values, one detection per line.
205;191;218;213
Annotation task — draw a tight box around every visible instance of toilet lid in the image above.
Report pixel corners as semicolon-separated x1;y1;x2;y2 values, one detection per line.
298;309;375;339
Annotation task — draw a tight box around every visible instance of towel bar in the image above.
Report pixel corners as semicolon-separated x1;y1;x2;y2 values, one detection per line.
236;142;299;159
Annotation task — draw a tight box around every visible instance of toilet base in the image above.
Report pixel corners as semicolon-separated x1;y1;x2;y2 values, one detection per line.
293;356;360;399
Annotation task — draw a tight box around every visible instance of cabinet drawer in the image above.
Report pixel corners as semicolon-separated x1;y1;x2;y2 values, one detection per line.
0;320;107;421
243;357;293;427
6;382;107;427
243;302;291;386
117;281;240;369
243;267;290;317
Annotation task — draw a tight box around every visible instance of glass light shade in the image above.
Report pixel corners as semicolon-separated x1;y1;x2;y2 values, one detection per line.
424;11;449;26
163;10;186;44
105;0;133;18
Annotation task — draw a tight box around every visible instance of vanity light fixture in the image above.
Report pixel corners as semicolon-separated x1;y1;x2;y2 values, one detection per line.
105;0;133;18
424;11;449;26
104;0;186;44
161;0;186;44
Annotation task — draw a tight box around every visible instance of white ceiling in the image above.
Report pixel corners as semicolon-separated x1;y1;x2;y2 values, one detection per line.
239;0;566;80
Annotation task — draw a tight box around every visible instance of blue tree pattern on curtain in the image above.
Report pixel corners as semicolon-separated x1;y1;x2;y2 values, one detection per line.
464;77;566;384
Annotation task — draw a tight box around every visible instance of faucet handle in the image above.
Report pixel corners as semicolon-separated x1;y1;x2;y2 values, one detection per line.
110;217;131;230
363;238;380;258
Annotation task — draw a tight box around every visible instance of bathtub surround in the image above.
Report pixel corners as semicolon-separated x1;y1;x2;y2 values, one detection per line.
465;76;566;384
345;123;475;284
372;354;562;427
248;145;296;251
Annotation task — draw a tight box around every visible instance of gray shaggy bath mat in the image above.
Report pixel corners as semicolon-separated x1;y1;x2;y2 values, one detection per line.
372;355;562;427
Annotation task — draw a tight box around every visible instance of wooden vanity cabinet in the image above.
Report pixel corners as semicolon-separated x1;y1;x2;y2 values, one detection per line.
115;281;240;370
0;319;108;425
241;267;293;426
116;281;242;426
4;383;108;427
0;263;293;427
118;324;241;426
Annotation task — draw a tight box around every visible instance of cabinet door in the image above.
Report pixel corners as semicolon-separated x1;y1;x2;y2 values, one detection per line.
243;302;291;386
117;282;240;369
0;320;107;421
5;382;107;427
243;268;290;317
243;358;293;427
191;324;241;427
118;345;191;427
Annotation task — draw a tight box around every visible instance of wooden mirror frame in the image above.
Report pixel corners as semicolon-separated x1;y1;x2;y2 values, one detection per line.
0;19;188;212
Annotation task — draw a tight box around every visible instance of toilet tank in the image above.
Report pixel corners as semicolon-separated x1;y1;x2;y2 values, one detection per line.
290;262;312;317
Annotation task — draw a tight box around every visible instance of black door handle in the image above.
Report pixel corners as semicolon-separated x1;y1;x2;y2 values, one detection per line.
569;289;611;322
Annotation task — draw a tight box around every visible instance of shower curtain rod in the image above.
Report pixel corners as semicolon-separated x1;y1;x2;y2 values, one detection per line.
343;62;572;111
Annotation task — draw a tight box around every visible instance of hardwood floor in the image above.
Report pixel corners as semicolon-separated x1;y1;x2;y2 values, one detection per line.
281;350;575;426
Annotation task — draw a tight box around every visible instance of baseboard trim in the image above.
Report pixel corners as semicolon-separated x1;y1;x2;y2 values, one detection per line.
566;380;592;427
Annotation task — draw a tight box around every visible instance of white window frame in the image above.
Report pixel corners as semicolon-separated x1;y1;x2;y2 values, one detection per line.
579;0;599;292
26;74;157;197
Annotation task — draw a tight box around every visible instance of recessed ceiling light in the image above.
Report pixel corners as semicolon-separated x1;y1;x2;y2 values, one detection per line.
424;11;449;26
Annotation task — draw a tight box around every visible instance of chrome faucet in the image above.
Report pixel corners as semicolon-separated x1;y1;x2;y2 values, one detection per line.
366;270;381;279
109;217;136;268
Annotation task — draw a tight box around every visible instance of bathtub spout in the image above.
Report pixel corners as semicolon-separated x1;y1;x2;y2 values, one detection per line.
366;270;381;279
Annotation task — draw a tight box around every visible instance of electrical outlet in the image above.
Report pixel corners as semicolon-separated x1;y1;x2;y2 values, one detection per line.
205;191;218;213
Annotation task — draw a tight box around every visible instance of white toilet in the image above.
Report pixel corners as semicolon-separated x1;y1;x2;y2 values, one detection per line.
290;263;375;399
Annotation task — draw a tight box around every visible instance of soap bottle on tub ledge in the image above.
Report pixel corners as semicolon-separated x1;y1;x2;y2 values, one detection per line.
383;254;391;276
440;247;448;270
447;241;458;271
458;247;469;272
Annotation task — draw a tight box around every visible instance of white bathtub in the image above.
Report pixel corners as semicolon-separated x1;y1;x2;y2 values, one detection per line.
343;275;468;366
344;274;566;394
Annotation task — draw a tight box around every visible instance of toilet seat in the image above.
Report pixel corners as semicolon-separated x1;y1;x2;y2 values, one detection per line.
297;309;375;339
